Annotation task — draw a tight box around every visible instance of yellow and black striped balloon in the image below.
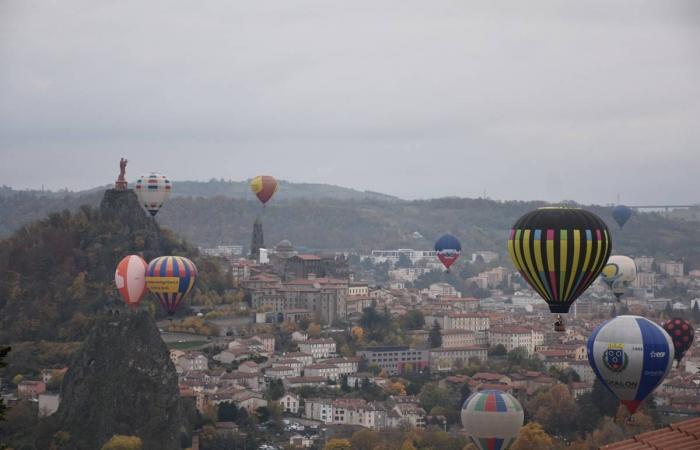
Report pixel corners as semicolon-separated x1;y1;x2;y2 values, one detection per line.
507;207;611;314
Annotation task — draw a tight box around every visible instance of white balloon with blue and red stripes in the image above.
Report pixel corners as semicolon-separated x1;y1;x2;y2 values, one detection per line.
134;172;172;217
461;389;524;450
587;315;674;414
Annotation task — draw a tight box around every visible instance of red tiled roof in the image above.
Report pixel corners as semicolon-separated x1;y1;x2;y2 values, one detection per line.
602;417;700;450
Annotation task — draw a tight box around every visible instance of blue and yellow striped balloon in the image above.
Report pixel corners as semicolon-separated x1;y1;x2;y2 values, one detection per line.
145;256;197;315
507;207;611;314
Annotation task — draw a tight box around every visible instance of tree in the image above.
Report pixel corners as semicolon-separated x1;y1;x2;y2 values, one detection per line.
0;346;9;421
663;301;673;318
396;253;414;268
50;431;71;450
610;304;617;318
527;384;578;437
400;440;418;450
217;402;238;422
590;378;619;418
488;344;507;357
351;326;365;342
692;301;700;323
584;417;626;448
351;429;380;450
323;438;352;450
418;383;451;415
307;323;322;338
510;422;555;450
400;310;425;330
100;435;143;450
429;320;443;348
266;378;285;401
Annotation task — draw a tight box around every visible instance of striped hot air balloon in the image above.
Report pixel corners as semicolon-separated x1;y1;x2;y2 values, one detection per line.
250;175;278;206
588;315;674;414
134;172;172;216
508;207;611;330
461;390;524;450
114;255;148;308
145;256;197;315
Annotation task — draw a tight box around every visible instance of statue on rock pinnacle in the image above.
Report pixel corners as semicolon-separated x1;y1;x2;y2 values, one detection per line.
115;158;128;190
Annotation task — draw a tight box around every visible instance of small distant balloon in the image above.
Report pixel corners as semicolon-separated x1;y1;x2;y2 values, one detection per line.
135;172;172;216
600;255;636;301
612;205;632;229
145;256;198;315
250;175;278;206
114;255;148;308
663;318;694;365
588;315;674;414
434;233;461;271
461;390;524;450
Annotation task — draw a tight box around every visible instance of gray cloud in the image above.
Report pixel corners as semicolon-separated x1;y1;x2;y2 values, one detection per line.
1;0;699;204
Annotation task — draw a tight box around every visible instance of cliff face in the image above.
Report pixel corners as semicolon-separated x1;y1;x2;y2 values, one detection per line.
47;312;190;450
100;189;165;261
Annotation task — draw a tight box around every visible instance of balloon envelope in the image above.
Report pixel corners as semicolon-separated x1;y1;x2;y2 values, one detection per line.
587;315;674;414
600;255;636;300
508;207;612;314
115;255;148;308
146;256;198;315
612;205;632;229
434;233;462;269
250;175;278;205
135;172;172;216
663;318;695;363
461;390;524;450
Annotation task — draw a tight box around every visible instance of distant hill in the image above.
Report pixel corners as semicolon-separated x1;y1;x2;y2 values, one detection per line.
2;183;700;270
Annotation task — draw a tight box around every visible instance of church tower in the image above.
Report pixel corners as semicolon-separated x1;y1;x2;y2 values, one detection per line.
250;216;264;261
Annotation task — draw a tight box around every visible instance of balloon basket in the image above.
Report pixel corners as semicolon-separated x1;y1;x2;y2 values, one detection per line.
625;415;635;425
554;316;566;332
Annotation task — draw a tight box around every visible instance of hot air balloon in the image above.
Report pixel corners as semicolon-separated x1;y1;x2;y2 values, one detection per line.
114;255;148;308
145;256;197;315
508;207;611;331
612;205;632;229
663;318;694;367
587;315;674;415
135;172;172;216
600;255;636;301
250;175;278;206
461;390;524;450
434;234;461;271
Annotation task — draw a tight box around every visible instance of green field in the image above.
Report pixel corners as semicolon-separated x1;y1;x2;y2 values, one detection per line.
167;340;208;350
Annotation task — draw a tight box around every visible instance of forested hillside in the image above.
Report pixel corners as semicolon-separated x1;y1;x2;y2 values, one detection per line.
0;191;231;342
2;183;700;269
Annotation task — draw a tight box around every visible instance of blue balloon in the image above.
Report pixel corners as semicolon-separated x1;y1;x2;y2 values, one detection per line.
587;315;673;414
612;205;632;229
434;234;462;270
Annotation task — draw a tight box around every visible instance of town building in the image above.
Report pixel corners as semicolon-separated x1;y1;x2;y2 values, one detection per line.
298;339;337;359
356;346;430;375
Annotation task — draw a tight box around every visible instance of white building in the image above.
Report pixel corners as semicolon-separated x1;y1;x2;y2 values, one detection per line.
488;326;536;355
278;393;300;414
426;283;460;299
304;363;340;381
424;312;490;332
370;249;437;265
633;272;656;288
634;256;654;272
177;352;208;372
660;261;684;277
349;282;369;296
471;251;499;263
298;339;337;359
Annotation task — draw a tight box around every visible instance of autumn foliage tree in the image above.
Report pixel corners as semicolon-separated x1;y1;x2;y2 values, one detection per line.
100;435;143;450
510;422;555;450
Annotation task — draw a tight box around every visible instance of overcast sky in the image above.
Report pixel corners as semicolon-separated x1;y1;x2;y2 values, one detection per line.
1;1;699;204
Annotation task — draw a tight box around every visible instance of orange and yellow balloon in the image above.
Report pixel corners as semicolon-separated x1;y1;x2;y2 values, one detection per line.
250;175;278;206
